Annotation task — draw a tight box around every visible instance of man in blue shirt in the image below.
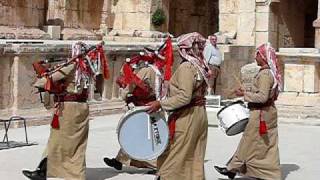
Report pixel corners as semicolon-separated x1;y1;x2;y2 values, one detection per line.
203;35;222;94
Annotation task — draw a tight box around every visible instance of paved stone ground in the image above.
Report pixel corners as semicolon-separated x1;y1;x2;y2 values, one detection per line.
0;114;319;180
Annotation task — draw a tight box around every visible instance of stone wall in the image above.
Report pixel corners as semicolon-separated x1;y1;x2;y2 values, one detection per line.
278;48;320;93
47;0;106;40
276;0;305;48
0;0;46;28
219;0;239;33
0;0;49;39
219;0;318;49
108;0;156;32
168;0;218;37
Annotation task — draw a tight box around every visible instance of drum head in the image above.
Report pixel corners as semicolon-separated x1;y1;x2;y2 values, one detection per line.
226;118;249;136
118;109;169;161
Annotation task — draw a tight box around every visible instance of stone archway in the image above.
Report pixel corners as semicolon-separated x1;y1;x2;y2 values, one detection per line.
168;0;219;37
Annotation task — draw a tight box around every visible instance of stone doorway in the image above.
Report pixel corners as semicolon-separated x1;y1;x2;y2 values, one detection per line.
168;0;219;37
273;0;318;48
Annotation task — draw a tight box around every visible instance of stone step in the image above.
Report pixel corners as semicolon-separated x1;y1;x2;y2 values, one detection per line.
279;117;320;126
275;104;320;122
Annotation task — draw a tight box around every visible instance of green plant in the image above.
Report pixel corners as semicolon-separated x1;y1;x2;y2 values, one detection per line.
152;8;166;26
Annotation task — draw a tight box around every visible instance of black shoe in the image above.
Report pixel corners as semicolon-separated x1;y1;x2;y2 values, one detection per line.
22;169;46;180
146;169;157;175
103;157;123;170
214;166;236;179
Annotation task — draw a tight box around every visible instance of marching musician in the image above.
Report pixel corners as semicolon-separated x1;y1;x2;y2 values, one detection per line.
147;32;209;180
214;43;282;179
103;37;174;172
22;42;110;180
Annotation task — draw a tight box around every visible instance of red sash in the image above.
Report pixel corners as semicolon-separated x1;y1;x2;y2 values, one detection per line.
168;96;206;143
167;82;207;143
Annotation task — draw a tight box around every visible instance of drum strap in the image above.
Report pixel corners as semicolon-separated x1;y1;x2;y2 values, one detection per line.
168;96;206;143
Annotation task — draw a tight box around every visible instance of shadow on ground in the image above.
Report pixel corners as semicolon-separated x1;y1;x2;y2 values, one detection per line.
86;167;154;180
219;178;255;180
281;163;300;179
218;163;300;180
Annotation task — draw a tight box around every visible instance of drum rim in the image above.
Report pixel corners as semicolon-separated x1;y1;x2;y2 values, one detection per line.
225;118;249;136
117;108;169;161
217;100;245;117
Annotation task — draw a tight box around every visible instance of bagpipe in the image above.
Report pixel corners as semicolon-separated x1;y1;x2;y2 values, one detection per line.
116;37;174;96
33;41;110;101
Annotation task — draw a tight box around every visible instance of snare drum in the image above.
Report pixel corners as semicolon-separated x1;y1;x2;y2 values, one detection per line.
117;107;169;161
217;101;249;136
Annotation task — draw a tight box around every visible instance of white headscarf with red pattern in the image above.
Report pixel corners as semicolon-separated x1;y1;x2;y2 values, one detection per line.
177;32;210;85
256;43;282;91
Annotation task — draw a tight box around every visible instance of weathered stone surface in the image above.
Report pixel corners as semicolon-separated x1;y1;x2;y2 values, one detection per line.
61;28;102;40
0;26;50;39
238;0;255;13
303;64;319;93
43;26;61;40
219;0;239;14
256;12;269;32
284;64;304;92
219;14;239;33
255;31;269;47
237;32;255;46
217;45;256;98
236;12;256;45
240;62;260;91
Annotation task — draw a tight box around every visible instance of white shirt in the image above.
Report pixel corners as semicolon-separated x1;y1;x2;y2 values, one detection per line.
203;41;222;66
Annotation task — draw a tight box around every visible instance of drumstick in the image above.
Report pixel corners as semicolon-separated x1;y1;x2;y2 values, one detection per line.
147;115;151;140
151;123;155;152
232;74;244;89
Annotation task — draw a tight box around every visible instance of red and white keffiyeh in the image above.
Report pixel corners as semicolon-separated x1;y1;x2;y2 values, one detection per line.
177;32;210;85
256;43;282;91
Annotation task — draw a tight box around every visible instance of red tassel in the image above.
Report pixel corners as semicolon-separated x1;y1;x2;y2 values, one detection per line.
168;118;176;143
44;76;53;92
164;37;174;81
100;49;110;80
259;111;267;135
51;113;60;129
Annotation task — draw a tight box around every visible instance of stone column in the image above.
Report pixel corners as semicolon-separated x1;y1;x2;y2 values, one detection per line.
313;1;320;48
236;0;256;46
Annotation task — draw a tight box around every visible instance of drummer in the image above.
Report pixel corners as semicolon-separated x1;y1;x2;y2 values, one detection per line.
214;43;282;179
147;32;209;180
103;37;174;172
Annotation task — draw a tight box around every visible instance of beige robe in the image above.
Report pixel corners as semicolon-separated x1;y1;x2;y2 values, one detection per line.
227;69;281;180
116;66;157;168
158;61;208;180
35;63;90;180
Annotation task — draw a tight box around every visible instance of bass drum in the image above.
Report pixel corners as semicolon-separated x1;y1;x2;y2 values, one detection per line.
217;101;249;136
117;107;169;161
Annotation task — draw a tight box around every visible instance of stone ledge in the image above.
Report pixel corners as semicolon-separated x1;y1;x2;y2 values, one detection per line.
0;100;126;129
0;40;179;55
0;26;50;40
